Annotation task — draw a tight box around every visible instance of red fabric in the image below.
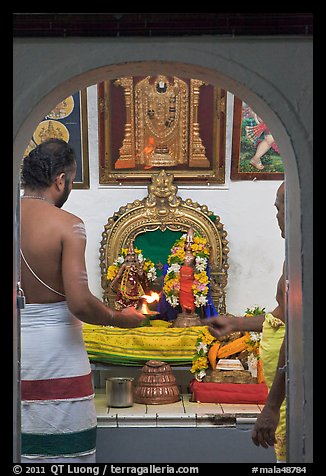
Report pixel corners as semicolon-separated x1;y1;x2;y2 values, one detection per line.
190;379;268;404
22;372;94;401
179;265;195;312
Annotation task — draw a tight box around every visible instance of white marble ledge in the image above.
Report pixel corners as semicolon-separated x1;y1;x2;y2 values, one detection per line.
94;391;262;428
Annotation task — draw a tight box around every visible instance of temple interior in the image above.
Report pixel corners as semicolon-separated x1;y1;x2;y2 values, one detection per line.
13;14;313;464
22;78;284;463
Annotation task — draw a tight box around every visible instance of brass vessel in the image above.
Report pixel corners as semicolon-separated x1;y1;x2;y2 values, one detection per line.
134;360;180;404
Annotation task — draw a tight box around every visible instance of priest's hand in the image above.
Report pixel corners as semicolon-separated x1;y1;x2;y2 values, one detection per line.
202;314;238;338
203;313;264;337
252;403;279;449
115;307;146;328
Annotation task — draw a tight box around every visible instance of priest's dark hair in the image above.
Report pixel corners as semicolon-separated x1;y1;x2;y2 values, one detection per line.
21;138;76;190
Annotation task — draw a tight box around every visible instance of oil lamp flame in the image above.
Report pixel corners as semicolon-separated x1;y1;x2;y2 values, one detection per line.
142;292;160;304
137;292;160;315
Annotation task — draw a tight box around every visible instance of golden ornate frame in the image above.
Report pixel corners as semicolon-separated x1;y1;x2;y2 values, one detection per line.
99;170;229;313
98;76;226;185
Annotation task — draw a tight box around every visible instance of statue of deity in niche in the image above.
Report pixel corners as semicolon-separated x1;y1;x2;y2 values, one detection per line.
179;228;196;314
110;242;150;310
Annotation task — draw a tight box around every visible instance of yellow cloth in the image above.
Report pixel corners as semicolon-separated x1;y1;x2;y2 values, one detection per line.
149;319;171;328
260;313;286;462
82;323;207;366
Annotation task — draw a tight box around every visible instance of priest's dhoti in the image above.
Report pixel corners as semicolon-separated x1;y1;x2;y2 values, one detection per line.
260;313;286;462
20;301;97;463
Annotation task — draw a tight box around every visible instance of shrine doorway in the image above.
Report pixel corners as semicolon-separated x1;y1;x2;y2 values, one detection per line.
13;37;312;463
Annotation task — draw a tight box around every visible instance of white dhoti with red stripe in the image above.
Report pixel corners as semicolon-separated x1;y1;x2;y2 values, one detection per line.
20;301;97;462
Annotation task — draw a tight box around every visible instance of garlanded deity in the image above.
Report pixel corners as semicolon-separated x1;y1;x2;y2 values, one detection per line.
163;228;214;315
179;228;196;314
109;242;151;310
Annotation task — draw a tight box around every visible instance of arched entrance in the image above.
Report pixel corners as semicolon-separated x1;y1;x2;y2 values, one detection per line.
13;37;313;462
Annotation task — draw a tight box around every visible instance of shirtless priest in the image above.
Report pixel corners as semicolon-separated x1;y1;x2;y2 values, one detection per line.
19;138;145;463
204;182;286;462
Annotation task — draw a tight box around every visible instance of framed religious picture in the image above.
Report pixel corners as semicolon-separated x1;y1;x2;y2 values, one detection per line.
231;96;284;181
23;89;90;189
98;75;226;185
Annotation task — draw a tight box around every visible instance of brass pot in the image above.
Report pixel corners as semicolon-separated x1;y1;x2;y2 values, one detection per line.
172;312;202;328
134;360;180;404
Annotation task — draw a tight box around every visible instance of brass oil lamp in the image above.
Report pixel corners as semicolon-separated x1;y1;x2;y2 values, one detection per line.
137;292;160;326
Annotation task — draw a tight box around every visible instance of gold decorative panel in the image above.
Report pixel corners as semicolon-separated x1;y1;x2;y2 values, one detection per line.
99;170;229;313
98;76;226;185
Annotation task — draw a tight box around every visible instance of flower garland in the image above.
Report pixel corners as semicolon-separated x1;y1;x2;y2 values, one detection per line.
244;305;265;355
244;306;265;379
190;305;265;381
190;327;216;381
107;247;157;283
163;233;210;308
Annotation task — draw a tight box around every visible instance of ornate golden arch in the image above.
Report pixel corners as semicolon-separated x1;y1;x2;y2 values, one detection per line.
100;170;229;313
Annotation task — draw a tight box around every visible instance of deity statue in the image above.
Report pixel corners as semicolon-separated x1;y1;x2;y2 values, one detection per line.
162;227;218;327
179;228;196;314
110;242;150;310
